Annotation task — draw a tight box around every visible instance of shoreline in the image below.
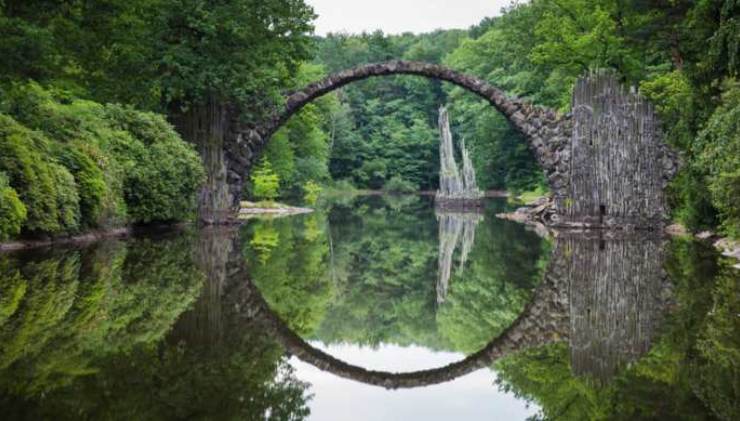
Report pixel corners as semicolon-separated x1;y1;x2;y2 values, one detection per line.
0;227;134;253
0;223;190;253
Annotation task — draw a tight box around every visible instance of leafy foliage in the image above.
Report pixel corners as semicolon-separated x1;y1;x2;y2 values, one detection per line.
0;172;26;240
382;175;417;193
695;80;740;238
0;113;75;234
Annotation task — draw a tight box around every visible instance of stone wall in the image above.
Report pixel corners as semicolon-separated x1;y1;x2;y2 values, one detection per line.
170;102;262;224
552;73;679;229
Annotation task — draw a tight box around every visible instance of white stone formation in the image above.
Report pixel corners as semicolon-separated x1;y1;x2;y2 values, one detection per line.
436;106;483;202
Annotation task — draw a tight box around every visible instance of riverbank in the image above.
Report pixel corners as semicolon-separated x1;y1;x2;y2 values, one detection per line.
496;195;740;269
0;227;132;252
0;223;193;253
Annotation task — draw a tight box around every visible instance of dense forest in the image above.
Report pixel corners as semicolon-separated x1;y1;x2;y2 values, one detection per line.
1;0;738;239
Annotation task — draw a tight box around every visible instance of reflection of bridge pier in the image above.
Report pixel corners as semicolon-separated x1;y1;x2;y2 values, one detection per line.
168;226;248;348
547;231;673;383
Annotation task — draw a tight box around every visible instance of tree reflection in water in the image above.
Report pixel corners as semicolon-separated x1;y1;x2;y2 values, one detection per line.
0;229;311;420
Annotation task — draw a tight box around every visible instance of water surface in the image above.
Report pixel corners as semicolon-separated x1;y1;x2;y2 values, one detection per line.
0;196;737;420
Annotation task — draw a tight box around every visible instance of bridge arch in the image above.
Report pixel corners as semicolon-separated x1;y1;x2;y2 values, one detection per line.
236;266;568;389
255;60;569;181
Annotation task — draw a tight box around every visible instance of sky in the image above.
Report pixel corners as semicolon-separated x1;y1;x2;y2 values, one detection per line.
307;0;513;35
292;342;539;421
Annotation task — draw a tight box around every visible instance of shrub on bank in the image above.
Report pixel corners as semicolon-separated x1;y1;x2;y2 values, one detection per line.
0;115;74;234
0;172;26;240
0;83;205;238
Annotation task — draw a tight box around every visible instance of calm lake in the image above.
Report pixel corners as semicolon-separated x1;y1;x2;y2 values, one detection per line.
0;196;737;420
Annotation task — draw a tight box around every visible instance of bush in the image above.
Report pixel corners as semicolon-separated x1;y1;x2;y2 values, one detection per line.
0;172;26;240
56;145;108;227
383;176;417;193
103;104;205;223
49;163;81;232
0;83;205;235
123;140;205;223
0;114;63;234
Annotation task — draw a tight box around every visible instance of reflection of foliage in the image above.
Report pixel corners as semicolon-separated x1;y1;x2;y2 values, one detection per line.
2;330;310;420
313;196;439;347
250;222;281;265
437;222;548;353
0;233;312;420
495;239;739;420
244;212;333;336
0;235;204;397
310;196;546;352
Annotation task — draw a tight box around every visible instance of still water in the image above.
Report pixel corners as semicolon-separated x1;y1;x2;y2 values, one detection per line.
0;196;737;420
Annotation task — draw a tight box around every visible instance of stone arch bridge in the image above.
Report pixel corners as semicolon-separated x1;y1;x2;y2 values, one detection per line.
193;60;678;229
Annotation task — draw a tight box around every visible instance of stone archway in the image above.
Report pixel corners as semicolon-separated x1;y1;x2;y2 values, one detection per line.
213;61;677;229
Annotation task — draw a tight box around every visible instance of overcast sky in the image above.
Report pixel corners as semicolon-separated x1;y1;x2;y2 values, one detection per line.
307;0;513;35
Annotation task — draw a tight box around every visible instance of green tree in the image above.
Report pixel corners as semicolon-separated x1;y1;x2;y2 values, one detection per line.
251;158;281;202
695;80;740;238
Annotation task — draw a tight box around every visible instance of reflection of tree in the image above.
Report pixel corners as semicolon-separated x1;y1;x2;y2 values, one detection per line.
0;237;204;396
494;239;739;420
310;196;442;347
435;207;548;353
0;229;311;420
244;211;334;336
305;196;547;352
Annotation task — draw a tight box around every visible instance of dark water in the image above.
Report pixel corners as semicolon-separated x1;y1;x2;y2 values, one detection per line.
0;196;737;420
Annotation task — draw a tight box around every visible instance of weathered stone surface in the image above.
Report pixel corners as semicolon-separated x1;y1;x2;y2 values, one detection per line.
554;73;679;229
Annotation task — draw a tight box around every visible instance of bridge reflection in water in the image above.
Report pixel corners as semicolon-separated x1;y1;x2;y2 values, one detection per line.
177;226;673;388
